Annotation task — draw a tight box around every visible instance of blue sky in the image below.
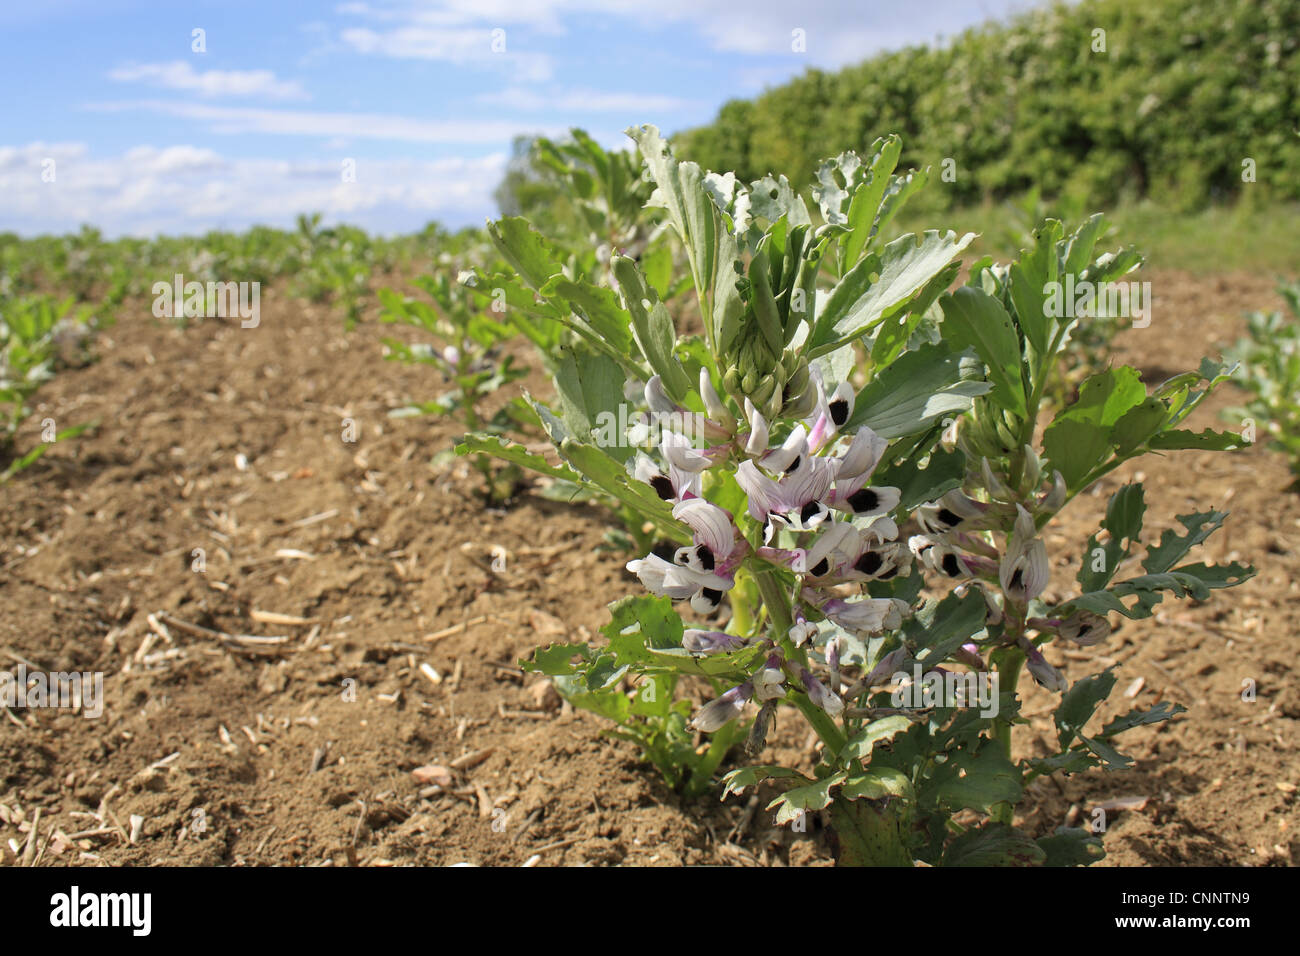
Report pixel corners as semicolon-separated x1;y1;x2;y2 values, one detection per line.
0;0;1037;237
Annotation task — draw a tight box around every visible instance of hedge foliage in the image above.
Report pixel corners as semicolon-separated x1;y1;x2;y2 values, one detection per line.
675;0;1300;210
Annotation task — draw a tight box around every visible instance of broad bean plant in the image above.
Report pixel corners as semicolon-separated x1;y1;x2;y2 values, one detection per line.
1223;282;1300;484
379;267;530;503
459;126;1253;865
0;294;97;479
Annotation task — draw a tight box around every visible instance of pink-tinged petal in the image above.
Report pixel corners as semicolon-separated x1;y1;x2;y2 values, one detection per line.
660;431;712;473
644;375;681;415
837;426;888;480
801;668;843;718
781;455;834;509
743;398;769;458
822;597;910;634
699;368;734;429
1020;638;1066;692
672;498;737;560
807;411;833;454
737;459;782;521
863;646;909;688
761;424;808;473
683;629;745;654
692;682;752;732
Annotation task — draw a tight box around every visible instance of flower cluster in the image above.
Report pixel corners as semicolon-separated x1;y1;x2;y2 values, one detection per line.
622;368;1090;733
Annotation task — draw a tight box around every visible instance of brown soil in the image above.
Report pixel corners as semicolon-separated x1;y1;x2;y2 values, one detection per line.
1;268;1295;867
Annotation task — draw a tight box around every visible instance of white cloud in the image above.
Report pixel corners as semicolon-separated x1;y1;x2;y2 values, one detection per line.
108;61;310;101
0;141;507;237
476;86;695;113
336;0;1037;70
340;26;553;81
84;101;564;145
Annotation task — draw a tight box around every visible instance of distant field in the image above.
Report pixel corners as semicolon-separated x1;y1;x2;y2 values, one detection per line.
892;199;1300;274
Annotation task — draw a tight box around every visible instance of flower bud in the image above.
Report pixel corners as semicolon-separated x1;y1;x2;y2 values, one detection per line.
1020;638;1066;692
683;629;746;654
801;668;844;719
692;682;752;732
744;700;778;756
1056;610;1112;646
754;665;786;701
699;367;735;429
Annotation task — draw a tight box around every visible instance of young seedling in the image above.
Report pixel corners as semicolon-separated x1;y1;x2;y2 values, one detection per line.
380;270;529;503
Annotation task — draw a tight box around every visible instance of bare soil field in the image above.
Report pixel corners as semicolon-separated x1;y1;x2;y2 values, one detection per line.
1;269;1296;867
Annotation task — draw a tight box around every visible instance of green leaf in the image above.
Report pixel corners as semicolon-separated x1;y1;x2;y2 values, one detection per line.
540;274;636;357
848;343;989;440
602;594;684;657
1100;701;1187;738
813;230;973;352
767;772;846;825
1043;418;1112;489
1078;733;1132;770
749;174;812;227
843;137;903;265
720;765;810;799
613;255;693;403
938;286;1027;416
942;823;1046;867
456;433;582;485
1166;560;1255;590
486;217;564;290
640;241;673;299
554;345;630;458
874;167;929;243
1078;482;1145;591
1058;367;1147;429
842;715;913;761
1062;214;1108;276
1007;219;1064;357
1104;482;1147;542
1027;749;1100;776
907;589;988;665
627;124;745;355
1067;558;1252;621
1143;510;1227;574
1148;427;1246;451
1112;398;1169;455
1036;827;1105;867
1055;669;1117;749
875;445;966;512
871;260;960;366
839;767;913;801
554;676;632;723
528;643;593;676
924;745;1022;812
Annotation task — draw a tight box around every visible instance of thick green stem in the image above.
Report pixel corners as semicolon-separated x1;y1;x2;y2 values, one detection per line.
752;567;793;633
685;720;742;798
729;565;758;638
752;566;846;754
794;693;847;754
989;645;1025;825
